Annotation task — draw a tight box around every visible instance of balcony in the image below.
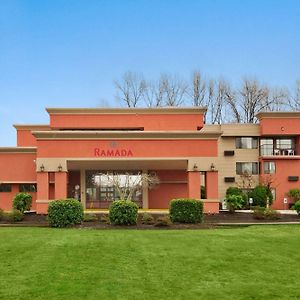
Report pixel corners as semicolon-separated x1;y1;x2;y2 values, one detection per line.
260;144;300;159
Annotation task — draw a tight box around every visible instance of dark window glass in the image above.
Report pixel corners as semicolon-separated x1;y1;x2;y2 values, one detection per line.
0;184;12;192
236;137;258;149
19;184;37;193
236;162;259;175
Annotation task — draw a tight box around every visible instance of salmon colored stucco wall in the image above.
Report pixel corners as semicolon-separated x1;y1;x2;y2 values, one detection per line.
36;139;218;158
50;113;204;131
17;130;37;146
148;170;188;208
206;171;218;199
260;118;300;135
0;184;36;211
262;159;300;209
0;153;36;181
149;183;188;208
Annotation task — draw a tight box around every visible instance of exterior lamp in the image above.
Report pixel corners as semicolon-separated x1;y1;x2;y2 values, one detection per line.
58;164;63;172
193;163;198;171
40;164;45;172
210;163;216;172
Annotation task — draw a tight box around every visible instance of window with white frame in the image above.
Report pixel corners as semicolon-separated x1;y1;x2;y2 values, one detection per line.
263;161;276;174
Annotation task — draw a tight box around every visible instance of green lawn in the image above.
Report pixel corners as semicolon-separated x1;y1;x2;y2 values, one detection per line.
0;226;300;300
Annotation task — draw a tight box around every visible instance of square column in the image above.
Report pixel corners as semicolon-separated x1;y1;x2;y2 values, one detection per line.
37;172;49;200
36;172;49;214
142;170;149;209
55;172;68;199
188;171;201;199
206;171;218;199
204;171;219;214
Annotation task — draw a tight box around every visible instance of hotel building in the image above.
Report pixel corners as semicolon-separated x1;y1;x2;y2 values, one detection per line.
0;107;300;214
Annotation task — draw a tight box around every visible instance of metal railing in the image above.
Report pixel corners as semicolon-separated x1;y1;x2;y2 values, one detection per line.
260;144;297;156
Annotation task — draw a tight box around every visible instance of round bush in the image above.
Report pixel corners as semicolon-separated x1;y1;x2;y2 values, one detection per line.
109;200;138;225
226;194;244;212
13;193;32;213
169;198;203;223
248;185;273;207
48;199;84;228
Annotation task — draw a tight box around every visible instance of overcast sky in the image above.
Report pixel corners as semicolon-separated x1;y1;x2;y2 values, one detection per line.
1;0;300;145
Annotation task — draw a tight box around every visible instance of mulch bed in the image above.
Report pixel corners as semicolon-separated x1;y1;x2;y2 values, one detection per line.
0;211;299;228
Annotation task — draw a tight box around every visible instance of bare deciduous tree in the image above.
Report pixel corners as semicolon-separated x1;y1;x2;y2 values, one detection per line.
114;71;146;107
142;80;164;107
188;71;206;107
94;172;160;201
207;79;230;124
159;74;188;106
288;80;300;110
239;78;270;123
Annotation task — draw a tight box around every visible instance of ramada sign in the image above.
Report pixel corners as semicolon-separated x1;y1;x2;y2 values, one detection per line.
94;148;133;157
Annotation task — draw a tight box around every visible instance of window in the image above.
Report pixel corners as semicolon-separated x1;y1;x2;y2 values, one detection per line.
275;138;295;150
260;138;273;156
19;184;37;193
0;184;12;192
236;137;258;149
263;162;276;174
260;137;296;156
236;162;259;175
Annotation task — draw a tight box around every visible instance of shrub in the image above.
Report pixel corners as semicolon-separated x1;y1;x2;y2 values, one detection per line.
109;200;138;225
226;187;247;206
13;193;32;213
5;209;24;222
48;199;84;228
253;206;281;220
288;189;300;203
225;195;244;213
0;208;4;221
169;198;203;223
248;185;273;207
141;213;155;225
226;187;243;197
83;214;98;222
100;214;110;224
292;200;300;215
154;215;171;227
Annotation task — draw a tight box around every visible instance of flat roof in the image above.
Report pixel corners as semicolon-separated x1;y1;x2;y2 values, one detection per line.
31;130;221;140
46;107;207;115
256;111;300;119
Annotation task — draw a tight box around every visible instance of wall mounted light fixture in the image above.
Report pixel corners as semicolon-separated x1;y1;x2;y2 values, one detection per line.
193;163;198;171
58;164;63;172
40;164;45;172
210;163;216;171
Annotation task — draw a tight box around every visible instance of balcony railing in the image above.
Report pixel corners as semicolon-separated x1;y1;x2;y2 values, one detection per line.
260;145;298;156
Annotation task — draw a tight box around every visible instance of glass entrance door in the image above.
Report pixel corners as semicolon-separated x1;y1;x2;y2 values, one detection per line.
85;170;143;209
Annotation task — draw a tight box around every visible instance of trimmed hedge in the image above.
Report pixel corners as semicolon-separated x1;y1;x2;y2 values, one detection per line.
13;193;32;213
169;198;203;223
109;200;138;225
48;199;84;228
292;200;300;215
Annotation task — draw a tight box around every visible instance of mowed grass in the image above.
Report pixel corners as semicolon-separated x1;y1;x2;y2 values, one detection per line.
0;226;300;300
